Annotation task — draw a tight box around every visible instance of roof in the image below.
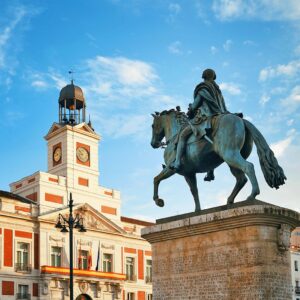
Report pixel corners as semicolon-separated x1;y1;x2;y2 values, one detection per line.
0;190;37;205
121;216;155;227
59;81;85;103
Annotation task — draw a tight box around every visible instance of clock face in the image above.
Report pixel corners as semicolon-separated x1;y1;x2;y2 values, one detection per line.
53;147;62;162
76;147;89;163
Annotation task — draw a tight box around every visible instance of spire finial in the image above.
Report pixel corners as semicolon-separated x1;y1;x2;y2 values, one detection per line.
68;69;75;84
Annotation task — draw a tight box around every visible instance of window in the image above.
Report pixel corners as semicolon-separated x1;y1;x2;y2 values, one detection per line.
146;259;152;283
297;281;299;287
147;294;153;300
103;253;113;272
295;260;299;272
51;246;62;267
16;242;30;272
17;284;29;299
126;257;135;281
127;292;135;300
79;250;89;270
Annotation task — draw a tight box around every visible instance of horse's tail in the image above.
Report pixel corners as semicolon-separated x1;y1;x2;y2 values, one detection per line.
243;119;286;189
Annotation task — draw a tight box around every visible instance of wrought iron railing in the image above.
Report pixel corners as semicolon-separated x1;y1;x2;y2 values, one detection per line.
16;293;31;300
15;263;31;273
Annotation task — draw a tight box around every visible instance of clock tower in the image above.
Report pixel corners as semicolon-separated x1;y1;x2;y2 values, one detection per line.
44;81;101;190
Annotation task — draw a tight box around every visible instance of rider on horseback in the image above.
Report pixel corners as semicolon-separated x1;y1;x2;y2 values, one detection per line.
170;68;229;180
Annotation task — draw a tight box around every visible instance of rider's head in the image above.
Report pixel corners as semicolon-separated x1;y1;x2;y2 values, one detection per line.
202;69;216;81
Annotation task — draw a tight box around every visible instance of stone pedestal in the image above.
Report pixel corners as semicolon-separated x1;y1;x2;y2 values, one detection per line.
141;200;300;300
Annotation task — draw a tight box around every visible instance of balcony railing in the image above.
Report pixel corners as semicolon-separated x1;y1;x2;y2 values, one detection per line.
15;263;31;273
295;286;300;294
145;275;152;283
126;274;136;282
41;266;126;281
16;293;31;300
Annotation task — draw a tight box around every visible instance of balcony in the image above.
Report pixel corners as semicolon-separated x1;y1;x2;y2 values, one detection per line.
295;286;300;294
41;266;126;281
145;275;152;284
126;274;136;282
16;293;31;300
15;263;31;273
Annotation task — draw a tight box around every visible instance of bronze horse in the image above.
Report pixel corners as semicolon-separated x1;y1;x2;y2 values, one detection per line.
151;109;286;211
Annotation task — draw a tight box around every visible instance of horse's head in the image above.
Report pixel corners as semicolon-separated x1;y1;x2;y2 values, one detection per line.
151;107;183;148
151;112;165;148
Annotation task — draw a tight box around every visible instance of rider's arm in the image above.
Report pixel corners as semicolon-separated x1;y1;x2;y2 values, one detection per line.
190;92;204;111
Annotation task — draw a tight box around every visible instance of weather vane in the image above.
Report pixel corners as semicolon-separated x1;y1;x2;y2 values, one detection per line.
68;69;75;84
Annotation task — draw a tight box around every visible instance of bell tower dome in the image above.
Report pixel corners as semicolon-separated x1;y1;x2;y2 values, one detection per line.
45;80;100;189
58;80;86;125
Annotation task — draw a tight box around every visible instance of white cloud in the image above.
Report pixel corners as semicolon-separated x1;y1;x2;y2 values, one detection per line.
280;85;300;114
271;136;293;158
212;0;300;21
259;60;300;81
168;3;181;15
243;40;256;46
223;39;232;51
260;94;270;106
168;41;182;55
31;80;48;88
86;56;158;87
28;55;183;138
210;46;218;55
0;6;27;69
219;82;241;95
167;3;181;22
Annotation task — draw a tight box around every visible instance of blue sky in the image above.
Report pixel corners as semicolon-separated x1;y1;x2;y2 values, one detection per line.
0;0;300;221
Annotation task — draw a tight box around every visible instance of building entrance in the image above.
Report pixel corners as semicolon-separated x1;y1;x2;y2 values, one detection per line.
75;294;92;300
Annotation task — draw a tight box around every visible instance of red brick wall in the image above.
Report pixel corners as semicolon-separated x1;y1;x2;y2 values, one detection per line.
34;233;40;269
45;193;63;204
124;247;136;254
4;229;13;267
26;192;37;201
138;250;144;280
137;291;146;300
101;205;117;215
33;283;39;297
78;177;89;186
15;230;32;239
2;281;14;295
15;206;31;213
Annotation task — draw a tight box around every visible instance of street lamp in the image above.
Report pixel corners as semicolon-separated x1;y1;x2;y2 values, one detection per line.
55;193;87;300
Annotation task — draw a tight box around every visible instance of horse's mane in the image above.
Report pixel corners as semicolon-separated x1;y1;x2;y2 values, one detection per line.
158;108;188;126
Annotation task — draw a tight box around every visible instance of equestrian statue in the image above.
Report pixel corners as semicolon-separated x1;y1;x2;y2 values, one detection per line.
150;69;286;211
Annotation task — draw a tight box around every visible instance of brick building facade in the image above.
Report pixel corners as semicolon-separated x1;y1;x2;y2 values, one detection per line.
0;81;153;300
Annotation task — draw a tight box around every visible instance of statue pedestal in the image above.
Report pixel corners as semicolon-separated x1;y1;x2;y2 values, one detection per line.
141;200;300;300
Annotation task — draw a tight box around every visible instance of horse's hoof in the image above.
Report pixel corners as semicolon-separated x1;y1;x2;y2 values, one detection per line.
155;198;164;207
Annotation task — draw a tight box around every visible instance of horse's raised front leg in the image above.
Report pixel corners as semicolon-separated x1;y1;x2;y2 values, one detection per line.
227;166;248;204
153;167;176;207
184;173;201;211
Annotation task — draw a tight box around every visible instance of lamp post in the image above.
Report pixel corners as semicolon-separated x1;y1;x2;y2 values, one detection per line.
55;193;87;300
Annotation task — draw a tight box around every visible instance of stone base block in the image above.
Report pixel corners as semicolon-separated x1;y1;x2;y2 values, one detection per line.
142;200;300;300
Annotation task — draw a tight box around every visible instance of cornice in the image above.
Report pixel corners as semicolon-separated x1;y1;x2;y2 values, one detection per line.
141;203;300;244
